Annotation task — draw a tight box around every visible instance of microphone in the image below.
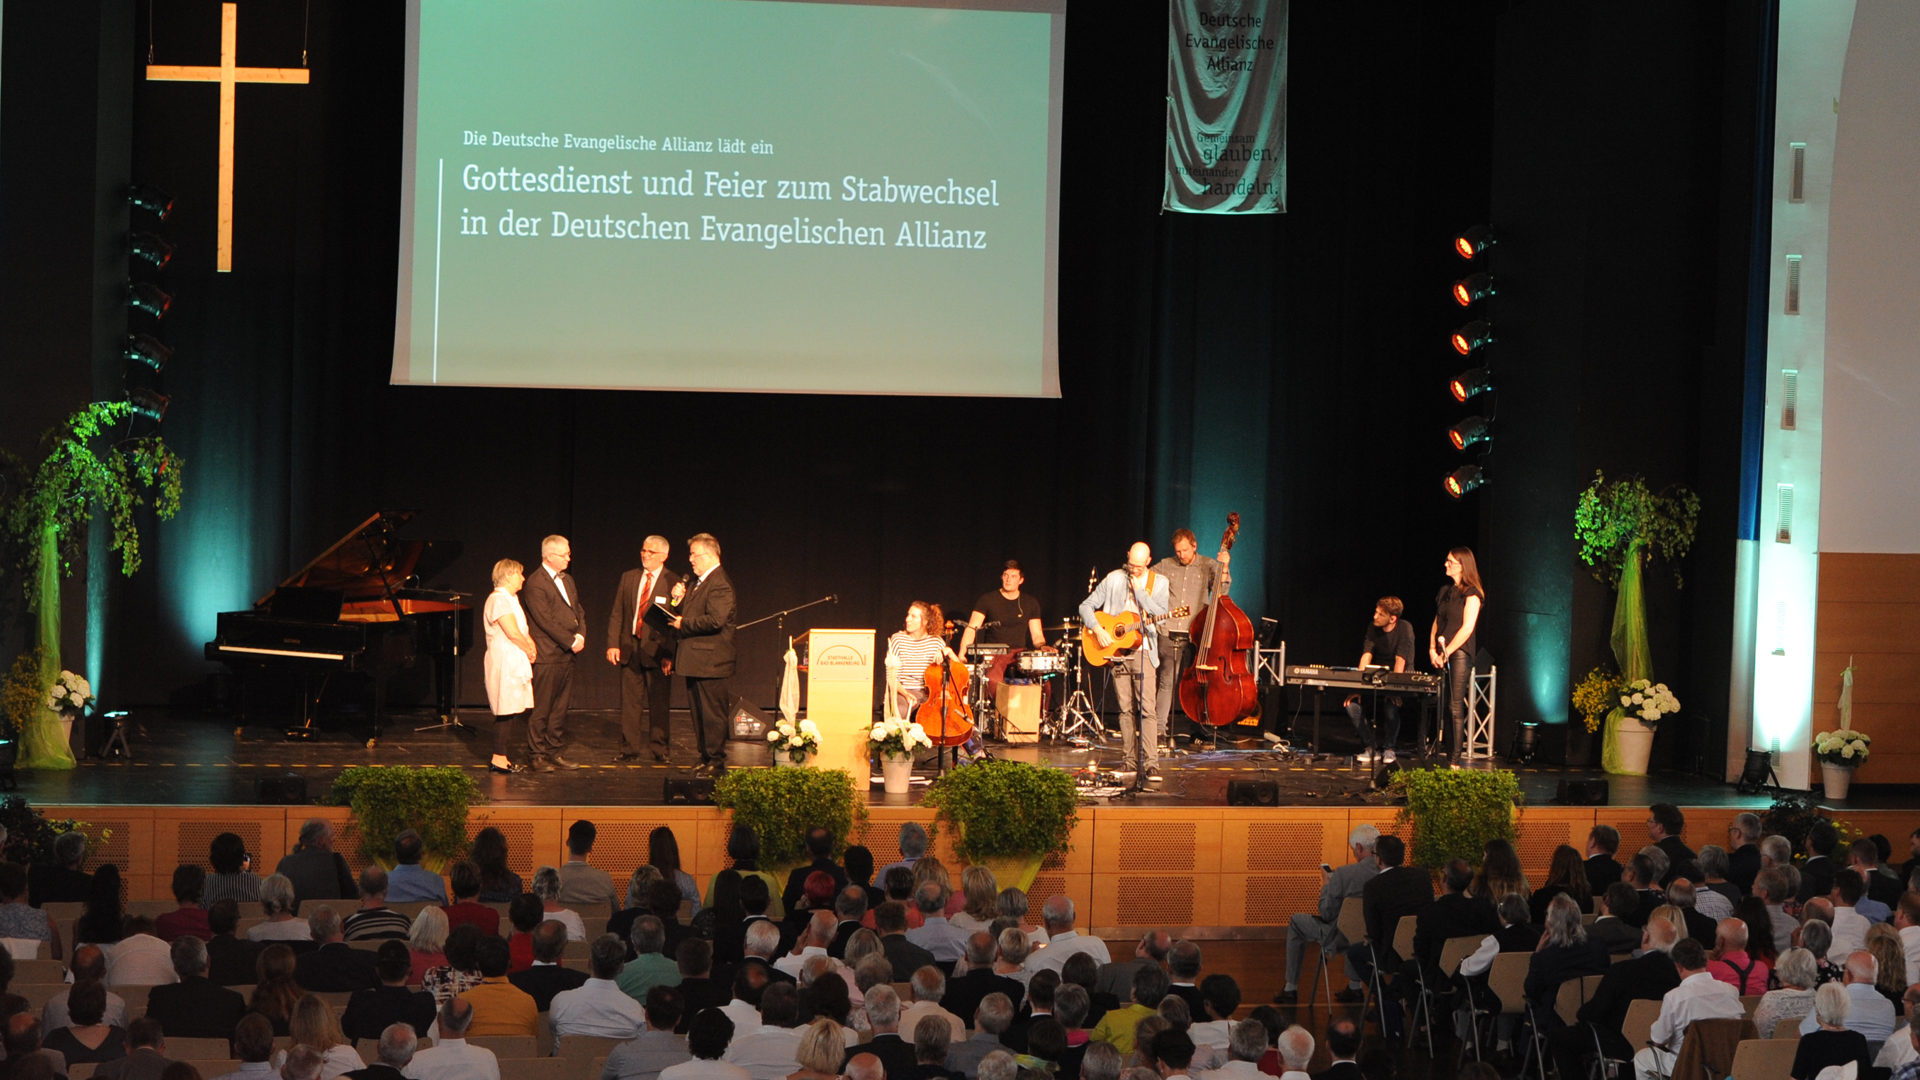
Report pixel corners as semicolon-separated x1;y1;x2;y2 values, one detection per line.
1088;566;1098;591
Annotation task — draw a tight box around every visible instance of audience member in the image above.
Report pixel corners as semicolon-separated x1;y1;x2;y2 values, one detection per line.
1099;932;1171;1002
406;908;450;987
1793;982;1874;1080
422;923;485;1004
1273;1026;1313;1080
1524;894;1611;1018
278;1047;323;1080
710;826;784;920
842;985;915;1077
293;906;379;992
674;940;728;1030
533;867;588;941
509;920;587;1012
40;980;127;1065
1756;868;1798;956
1724;814;1762;893
205;901;264;987
947;994;1015;1076
341;942;436;1042
248;944;304;1036
28;832;93;909
781;830;850;916
1088;968;1168;1055
1344;834;1429;1025
944;933;1023;1024
504;895;543;972
551;934;645;1039
247;876;312;942
1080;1042;1122;1080
344;869;412;942
379;832;444;906
784;1019;844;1080
1548;919;1680;1080
145;936;247;1039
1633;938;1743;1080
1692;847;1739;919
659;1009;745;1080
1706;917;1770;995
206;1014;277;1080
468;828;524;904
274;994;361;1080
340;1023;414;1080
107;917;178;988
455;936;537;1037
274;820;355;904
723;983;803;1080
1800;823;1840;904
1752;948;1820;1038
1799;951;1896;1041
0;864;60;960
1023;897;1111;976
619;916;683;1005
1530;845;1594;927
440;861;497;935
154;866;212;942
76;865;125;947
201;834;264;908
900;968;965;1046
41;945;125;1032
398;999;498;1080
1584;825;1624;896
720;963;772;1035
601;987;692;1080
557;821;620;910
1645;804;1695;886
92;1018;171;1080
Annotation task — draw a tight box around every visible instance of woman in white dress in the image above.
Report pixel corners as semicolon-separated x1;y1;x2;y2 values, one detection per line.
484;558;538;774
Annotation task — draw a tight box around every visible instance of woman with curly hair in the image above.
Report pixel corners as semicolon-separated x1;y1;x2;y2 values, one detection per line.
469;826;523;903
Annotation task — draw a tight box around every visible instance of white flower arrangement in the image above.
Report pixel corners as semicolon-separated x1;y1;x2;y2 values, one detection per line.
1814;728;1871;769
868;715;933;757
45;670;93;716
1618;678;1680;724
767;718;821;763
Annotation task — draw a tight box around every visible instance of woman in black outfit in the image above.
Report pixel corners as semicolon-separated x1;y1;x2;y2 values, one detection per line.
74;865;125;946
1791;982;1872;1080
1530;845;1595;926
1430;547;1486;764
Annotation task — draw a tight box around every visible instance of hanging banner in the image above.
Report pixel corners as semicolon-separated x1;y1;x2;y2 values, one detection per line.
1164;0;1288;214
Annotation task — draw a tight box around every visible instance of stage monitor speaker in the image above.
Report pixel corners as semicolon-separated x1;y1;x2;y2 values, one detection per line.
1372;761;1409;793
665;778;715;805
256;775;308;805
1226;780;1279;807
730;700;771;742
1556;779;1609;806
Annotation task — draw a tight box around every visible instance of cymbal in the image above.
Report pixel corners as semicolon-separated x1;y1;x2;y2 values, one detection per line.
1042;622;1078;632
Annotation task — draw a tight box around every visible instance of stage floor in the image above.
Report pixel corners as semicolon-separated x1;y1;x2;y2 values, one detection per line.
10;706;1889;810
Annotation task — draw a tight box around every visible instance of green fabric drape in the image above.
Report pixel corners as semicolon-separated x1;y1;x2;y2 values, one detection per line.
1601;540;1651;775
18;522;76;770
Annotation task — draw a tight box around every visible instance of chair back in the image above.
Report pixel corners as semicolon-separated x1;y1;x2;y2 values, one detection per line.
1486;952;1530;1016
1621;997;1663;1052
1667;1016;1754;1080
166;1038;237;1061
1771;1022;1803;1040
1334;897;1366;944
1554;976;1588;1026
1438;935;1481;978
15;959;65;983
66;1065;96;1080
557;1034;626;1059
182;1063;242;1080
468;1036;540;1059
1;938;42;960
1740;995;1763;1018
1392;915;1417;964
1728;1039;1797;1080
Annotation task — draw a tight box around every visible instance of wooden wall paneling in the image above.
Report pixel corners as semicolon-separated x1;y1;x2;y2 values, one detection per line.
153;807;287;892
561;807;717;892
1219;809;1346;930
467;807;565;881
1512;809;1592;883
1817;554;1920;784
1088;808;1221;931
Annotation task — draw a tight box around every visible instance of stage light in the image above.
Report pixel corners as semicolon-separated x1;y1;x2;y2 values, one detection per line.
1444;464;1485;498
1450;320;1493;355
1447;416;1491;451
128;184;175;221
1454;224;1495;259
1452;272;1494;306
124;334;172;372
130;232;175;271
1737;748;1778;794
128;388;169;422
1449;366;1494;403
127;281;173;320
1509;723;1539;764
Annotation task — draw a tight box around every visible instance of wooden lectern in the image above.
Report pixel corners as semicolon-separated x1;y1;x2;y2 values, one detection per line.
800;629;876;780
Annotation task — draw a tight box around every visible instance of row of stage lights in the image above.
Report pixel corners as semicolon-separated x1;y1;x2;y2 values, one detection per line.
124;184;176;422
1444;223;1494;498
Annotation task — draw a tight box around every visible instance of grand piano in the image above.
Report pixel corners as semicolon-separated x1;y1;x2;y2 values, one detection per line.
204;511;470;743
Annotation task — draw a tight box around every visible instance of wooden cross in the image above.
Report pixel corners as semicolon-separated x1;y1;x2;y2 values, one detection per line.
146;2;308;272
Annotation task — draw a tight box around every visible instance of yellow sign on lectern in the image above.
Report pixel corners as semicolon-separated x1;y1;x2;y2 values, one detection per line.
803;629;876;780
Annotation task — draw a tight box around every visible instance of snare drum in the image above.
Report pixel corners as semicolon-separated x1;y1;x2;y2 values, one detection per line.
1015;650;1066;676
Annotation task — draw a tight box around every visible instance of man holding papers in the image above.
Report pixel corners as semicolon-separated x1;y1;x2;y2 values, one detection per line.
606;535;681;764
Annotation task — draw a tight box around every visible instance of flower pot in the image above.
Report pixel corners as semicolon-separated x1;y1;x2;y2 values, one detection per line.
772;748;791;767
881;752;914;794
1608;715;1656;776
1822;762;1855;801
59;716;73;752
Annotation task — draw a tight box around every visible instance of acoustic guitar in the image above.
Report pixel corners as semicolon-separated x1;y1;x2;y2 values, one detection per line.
1080;605;1190;667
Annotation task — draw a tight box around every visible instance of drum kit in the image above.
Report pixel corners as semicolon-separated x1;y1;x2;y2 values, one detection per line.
961;622;1104;747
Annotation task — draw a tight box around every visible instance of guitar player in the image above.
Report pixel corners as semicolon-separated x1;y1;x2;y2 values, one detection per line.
1346;596;1416;764
1079;542;1171;780
1152;528;1230;736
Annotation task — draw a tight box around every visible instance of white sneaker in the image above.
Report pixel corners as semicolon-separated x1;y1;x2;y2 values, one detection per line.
1355;749;1375;763
1382;750;1396;763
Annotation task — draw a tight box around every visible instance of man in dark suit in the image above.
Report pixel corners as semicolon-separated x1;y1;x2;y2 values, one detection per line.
1621;854;1665;929
1165;940;1207;1020
1311;1018;1363;1080
1647;804;1695;886
942;933;1024;1026
27;832;92;908
143;936;247;1041
877;901;936;981
293;906;380;992
508;921;587;1012
605;536;680;764
1411;860;1498;974
1726;813;1763;894
1343;834;1431;1015
667;532;736;775
1584;825;1624;897
204;899;264;986
1547;919;1681;1080
999;971;1060;1053
782;829;851;914
1799;822;1839;902
671;940;731;1032
828;888;868;959
844;985;918;1078
342;1022;416;1080
521;533;588;771
343;944;437;1040
1664;881;1718;946
1847;839;1904;910
1589;883;1643;954
92;1018;174;1080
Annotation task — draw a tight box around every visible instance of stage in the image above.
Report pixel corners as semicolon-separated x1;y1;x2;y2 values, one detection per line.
13;706;1920;940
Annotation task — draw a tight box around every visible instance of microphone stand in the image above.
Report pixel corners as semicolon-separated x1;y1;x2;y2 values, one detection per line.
738;595;838;632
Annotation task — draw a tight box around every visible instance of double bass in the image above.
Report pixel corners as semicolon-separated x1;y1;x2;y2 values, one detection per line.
1178;512;1260;726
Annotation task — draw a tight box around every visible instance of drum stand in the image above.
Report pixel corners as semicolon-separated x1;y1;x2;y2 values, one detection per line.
1050;638;1104;749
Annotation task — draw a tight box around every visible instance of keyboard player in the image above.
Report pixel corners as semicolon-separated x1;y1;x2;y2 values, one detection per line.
1347;597;1415;763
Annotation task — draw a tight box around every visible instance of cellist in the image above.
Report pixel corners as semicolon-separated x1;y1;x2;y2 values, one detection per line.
1079;543;1171;781
883;601;961;719
1152;528;1230;735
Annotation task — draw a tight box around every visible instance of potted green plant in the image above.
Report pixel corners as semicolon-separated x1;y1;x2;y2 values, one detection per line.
324;766;481;869
1573;471;1698;775
766;718;820;766
920;760;1079;891
1389;766;1520;868
712;767;867;871
1813;729;1869;801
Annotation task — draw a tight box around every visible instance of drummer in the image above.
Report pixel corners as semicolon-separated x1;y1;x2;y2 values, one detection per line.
958;560;1049;653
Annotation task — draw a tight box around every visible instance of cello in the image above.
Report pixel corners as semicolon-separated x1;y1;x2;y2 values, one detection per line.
1178;512;1260;726
916;623;975;747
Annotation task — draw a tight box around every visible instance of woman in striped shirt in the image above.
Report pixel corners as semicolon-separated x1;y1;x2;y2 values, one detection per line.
885;601;960;719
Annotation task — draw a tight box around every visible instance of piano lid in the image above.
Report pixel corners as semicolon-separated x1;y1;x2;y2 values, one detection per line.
257;511;463;608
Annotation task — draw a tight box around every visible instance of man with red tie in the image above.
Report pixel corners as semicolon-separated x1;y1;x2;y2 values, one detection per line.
606;536;681;763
